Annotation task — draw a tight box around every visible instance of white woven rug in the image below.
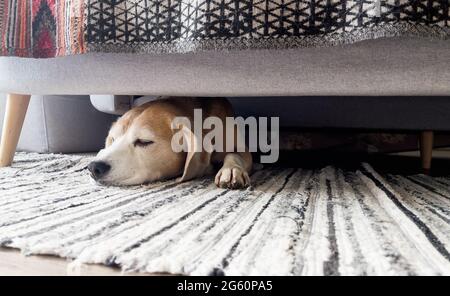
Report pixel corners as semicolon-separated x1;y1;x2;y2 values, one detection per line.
0;152;449;275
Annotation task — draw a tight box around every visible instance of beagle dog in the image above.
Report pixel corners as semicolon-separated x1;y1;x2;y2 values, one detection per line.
88;97;252;189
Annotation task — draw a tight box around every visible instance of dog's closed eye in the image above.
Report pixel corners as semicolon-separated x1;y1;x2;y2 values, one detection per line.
134;139;154;147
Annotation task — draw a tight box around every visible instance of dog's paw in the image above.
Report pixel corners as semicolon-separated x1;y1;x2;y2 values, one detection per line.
215;166;250;189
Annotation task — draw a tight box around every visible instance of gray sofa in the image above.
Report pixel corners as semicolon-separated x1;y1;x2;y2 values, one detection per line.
1;38;449;96
0;94;116;153
0;37;449;171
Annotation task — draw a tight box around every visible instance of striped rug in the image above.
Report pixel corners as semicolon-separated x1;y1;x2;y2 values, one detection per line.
0;152;449;276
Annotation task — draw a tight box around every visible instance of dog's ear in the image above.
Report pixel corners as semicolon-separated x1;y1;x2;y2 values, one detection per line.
177;125;212;182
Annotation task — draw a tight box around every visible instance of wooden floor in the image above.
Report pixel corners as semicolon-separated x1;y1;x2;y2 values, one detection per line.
1;149;450;276
0;248;146;276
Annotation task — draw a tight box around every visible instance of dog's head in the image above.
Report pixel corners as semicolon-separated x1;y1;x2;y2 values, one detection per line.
88;101;211;186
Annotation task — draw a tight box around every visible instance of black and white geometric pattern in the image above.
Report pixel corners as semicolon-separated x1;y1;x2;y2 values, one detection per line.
86;1;449;53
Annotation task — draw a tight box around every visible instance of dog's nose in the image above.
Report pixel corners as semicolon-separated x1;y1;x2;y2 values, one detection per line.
87;161;111;180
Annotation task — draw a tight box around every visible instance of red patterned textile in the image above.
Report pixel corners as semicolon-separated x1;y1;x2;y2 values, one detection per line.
0;0;85;58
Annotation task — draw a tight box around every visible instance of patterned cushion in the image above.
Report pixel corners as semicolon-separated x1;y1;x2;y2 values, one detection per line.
0;1;448;58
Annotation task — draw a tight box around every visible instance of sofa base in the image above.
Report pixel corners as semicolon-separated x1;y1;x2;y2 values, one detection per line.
0;37;449;96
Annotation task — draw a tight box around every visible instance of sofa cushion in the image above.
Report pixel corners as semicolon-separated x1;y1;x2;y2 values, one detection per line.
0;37;449;96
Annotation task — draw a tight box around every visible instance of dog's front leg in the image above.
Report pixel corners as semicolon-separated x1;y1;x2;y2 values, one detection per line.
215;152;252;189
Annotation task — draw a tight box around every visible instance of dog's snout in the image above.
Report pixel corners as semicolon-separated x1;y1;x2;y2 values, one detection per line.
88;161;111;180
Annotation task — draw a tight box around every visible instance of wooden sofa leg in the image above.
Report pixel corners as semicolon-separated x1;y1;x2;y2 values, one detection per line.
419;131;434;174
0;94;31;167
